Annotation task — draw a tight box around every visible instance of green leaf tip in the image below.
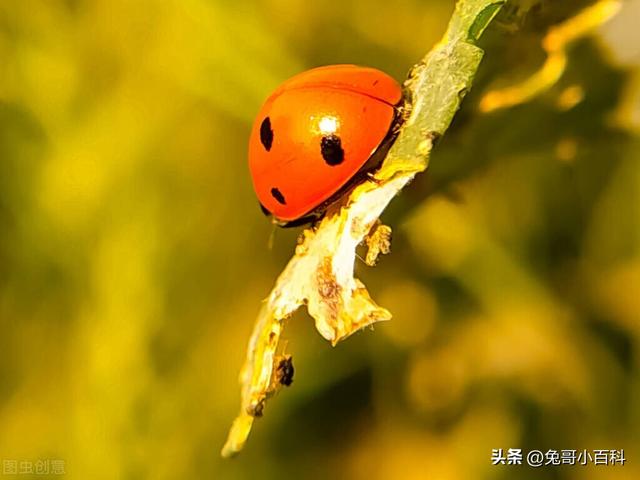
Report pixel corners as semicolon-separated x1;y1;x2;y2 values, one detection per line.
468;2;506;42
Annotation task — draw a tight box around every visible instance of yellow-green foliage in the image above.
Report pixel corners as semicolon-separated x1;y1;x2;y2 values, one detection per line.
0;0;638;479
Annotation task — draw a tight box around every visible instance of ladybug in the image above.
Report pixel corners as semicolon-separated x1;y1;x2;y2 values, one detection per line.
248;65;404;226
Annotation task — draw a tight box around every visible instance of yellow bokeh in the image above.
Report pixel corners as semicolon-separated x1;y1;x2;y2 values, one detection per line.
0;0;638;478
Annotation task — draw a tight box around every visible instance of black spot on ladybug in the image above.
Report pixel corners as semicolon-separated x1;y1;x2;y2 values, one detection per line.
320;134;344;166
260;117;273;151
271;187;286;204
373;79;379;86
276;356;294;386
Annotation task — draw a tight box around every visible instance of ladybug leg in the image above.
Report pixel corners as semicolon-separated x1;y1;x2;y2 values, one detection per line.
394;97;412;132
363;220;392;266
365;172;386;185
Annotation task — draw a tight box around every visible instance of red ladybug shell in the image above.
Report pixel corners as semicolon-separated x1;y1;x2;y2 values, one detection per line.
248;65;402;224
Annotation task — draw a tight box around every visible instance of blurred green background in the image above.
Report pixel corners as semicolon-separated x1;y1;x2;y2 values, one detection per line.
1;0;639;479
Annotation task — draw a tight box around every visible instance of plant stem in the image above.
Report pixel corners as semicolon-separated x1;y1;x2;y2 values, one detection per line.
222;0;505;458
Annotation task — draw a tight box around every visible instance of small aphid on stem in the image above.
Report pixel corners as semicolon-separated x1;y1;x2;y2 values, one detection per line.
274;355;294;387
